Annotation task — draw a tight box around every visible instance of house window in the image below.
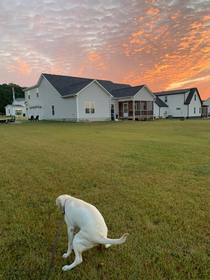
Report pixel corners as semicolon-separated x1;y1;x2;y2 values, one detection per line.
194;94;196;101
199;107;201;114
176;108;181;110
194;107;196;114
165;96;168;102
28;91;30;100
52;105;55;115
36;89;39;98
85;102;95;114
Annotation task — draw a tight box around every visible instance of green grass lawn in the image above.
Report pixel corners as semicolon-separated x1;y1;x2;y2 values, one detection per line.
0;119;209;279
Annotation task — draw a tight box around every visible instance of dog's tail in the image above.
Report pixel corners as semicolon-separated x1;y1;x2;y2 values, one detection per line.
98;233;129;245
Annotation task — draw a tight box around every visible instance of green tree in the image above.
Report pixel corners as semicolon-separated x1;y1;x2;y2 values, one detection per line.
0;84;25;114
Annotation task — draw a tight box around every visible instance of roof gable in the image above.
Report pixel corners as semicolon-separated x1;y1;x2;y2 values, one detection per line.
43;74;93;97
184;88;202;105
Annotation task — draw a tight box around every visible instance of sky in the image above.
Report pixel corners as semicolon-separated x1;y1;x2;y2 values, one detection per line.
0;0;210;99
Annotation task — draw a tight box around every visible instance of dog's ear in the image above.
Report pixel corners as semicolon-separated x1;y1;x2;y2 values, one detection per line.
56;196;62;209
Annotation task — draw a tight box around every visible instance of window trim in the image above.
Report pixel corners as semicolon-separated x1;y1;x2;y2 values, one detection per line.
85;102;95;114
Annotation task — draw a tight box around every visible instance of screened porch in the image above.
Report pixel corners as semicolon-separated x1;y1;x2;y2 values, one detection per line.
118;100;153;120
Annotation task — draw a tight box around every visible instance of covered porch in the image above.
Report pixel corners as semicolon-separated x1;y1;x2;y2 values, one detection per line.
118;100;154;120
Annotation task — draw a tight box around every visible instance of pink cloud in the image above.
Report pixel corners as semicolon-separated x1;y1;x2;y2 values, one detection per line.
0;0;210;100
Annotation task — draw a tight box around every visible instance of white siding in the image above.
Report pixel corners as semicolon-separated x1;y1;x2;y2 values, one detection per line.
25;76;77;121
154;103;168;117
188;90;202;117
134;87;154;101
77;81;111;121
111;99;118;119
158;93;187;117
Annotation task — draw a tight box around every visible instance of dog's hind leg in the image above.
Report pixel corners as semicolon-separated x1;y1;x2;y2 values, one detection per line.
62;234;83;271
63;227;74;258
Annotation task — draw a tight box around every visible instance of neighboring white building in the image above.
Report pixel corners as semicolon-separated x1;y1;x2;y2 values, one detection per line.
203;97;210;117
154;88;202;118
5;98;26;117
154;97;168;118
23;73;155;121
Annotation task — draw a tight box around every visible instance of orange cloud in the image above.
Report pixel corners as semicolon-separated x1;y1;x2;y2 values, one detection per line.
75;66;84;76
88;53;101;61
146;7;160;15
7;62;31;75
132;30;144;37
18;61;31;75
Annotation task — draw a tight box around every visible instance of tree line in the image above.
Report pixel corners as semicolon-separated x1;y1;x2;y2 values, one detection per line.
0;83;25;114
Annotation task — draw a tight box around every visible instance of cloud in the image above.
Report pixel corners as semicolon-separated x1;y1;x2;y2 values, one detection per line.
0;0;209;99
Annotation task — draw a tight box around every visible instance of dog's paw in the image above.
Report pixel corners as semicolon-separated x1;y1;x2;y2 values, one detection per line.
62;265;70;271
62;253;70;258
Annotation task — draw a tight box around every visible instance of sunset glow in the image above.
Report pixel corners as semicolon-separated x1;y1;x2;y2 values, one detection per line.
0;0;210;99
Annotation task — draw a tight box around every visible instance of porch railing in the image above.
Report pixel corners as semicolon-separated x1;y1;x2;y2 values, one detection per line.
119;110;153;118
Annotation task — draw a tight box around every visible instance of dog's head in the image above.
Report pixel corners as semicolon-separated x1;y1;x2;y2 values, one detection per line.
56;194;70;210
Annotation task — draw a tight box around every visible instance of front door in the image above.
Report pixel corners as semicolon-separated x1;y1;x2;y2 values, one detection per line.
123;103;128;117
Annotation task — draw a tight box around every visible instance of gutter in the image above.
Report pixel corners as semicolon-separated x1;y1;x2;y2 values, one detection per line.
75;95;79;122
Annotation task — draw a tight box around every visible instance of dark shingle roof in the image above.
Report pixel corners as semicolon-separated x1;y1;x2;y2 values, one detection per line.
43;74;93;97
154;89;191;96
112;85;145;98
43;73;132;97
155;97;168;107
184;88;197;104
97;80;131;93
43;74;149;99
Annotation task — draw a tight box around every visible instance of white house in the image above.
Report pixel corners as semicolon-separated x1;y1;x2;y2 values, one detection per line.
23;73;156;121
154;97;168;118
203;97;210;117
154;88;202;118
5;98;26;117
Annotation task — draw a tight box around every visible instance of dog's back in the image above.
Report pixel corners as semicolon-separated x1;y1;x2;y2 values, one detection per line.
64;196;108;239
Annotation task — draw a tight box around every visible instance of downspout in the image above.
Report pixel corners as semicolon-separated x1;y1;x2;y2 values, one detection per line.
133;98;135;120
109;98;111;120
75;95;79;122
